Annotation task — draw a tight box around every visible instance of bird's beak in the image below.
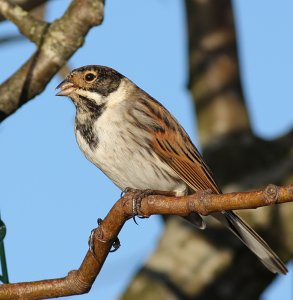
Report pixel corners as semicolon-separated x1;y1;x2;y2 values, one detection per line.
55;80;76;96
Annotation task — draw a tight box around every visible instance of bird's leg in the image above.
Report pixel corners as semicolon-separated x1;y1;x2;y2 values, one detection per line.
122;188;175;224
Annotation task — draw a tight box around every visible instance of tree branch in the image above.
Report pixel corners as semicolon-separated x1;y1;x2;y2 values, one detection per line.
203;129;293;189
0;0;49;22
0;184;292;299
0;0;48;44
0;0;104;123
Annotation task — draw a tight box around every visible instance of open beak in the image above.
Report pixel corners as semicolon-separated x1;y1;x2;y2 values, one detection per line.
55;80;76;96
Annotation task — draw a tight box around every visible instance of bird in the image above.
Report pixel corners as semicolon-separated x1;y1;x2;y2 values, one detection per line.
56;65;287;274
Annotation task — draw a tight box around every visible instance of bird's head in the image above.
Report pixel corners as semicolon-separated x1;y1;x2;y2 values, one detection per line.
56;65;124;111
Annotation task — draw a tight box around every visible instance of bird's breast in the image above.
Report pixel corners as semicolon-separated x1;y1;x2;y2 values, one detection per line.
74;108;187;195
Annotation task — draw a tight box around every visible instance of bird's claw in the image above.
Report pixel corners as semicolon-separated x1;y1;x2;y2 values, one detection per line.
110;237;121;252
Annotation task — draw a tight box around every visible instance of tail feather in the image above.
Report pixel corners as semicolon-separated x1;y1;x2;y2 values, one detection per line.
184;213;206;230
213;211;288;274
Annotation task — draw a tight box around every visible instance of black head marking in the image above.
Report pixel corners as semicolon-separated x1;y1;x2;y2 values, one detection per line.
72;65;124;97
77;95;106;118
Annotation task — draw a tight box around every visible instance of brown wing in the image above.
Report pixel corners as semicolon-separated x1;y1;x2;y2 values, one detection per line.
153;131;221;194
131;93;221;194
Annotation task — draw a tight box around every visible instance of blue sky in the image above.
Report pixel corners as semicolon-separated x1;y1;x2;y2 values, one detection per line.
0;1;292;299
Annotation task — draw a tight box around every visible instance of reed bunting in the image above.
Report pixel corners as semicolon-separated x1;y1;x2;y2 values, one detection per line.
56;65;287;274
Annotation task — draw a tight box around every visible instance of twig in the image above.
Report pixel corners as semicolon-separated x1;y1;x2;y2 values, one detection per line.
0;0;48;44
0;184;292;299
0;0;48;22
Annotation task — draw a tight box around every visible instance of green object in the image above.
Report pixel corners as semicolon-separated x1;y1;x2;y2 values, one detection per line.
0;215;9;284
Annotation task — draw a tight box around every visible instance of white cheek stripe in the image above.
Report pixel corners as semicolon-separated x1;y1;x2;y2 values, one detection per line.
76;78;130;107
77;89;104;105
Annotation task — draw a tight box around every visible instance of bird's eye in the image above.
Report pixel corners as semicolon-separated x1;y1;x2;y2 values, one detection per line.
85;73;96;82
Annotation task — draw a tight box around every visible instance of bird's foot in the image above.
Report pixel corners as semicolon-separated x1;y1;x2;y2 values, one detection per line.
121;188;175;224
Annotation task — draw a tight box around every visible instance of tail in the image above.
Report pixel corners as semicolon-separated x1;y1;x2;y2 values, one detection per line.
213;211;288;274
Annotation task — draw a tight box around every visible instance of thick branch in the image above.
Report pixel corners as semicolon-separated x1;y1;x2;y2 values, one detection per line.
0;0;48;44
0;0;104;123
185;0;251;146
137;184;293;217
204;129;293;189
0;184;292;299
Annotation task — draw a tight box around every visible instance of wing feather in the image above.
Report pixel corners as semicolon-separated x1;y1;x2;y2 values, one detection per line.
130;93;220;193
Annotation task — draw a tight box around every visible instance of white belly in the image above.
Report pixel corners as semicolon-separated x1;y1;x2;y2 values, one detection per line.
75;111;187;195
